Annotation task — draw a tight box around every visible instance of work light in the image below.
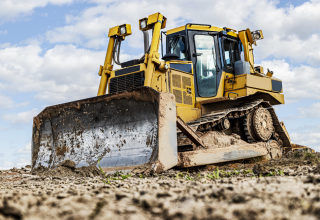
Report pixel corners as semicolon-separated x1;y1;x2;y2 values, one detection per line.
140;19;147;29
120;25;127;35
252;31;261;40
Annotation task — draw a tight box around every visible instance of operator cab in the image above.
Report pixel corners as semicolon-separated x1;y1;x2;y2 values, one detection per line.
162;24;243;98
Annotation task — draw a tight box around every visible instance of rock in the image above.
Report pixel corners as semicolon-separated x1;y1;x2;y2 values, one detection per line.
313;164;320;174
10;167;18;172
0;201;22;219
285;151;295;158
232;194;246;203
253;164;268;176
57;193;70;199
58;160;76;169
140;194;157;209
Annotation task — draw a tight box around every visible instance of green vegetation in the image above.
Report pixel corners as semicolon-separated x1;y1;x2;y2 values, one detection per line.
217;169;240;178
98;158;110;184
174;173;184;179
185;172;194;181
303;151;318;161
207;168;220;179
98;158;131;184
264;169;284;177
294;151;301;158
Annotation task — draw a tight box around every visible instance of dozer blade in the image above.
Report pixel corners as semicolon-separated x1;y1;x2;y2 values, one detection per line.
32;87;177;173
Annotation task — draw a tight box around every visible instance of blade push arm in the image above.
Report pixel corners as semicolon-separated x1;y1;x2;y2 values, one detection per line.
139;13;168;87
97;24;132;96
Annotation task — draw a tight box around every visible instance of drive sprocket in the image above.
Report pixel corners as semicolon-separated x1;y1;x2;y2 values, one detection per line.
253;108;273;141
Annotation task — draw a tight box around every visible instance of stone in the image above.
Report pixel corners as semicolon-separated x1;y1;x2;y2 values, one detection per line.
58;160;76;169
57;193;70;199
253;164;268;176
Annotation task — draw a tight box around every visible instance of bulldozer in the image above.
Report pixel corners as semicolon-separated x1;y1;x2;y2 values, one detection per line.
31;12;303;173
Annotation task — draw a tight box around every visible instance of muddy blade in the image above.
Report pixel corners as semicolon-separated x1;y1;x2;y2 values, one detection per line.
32;87;177;173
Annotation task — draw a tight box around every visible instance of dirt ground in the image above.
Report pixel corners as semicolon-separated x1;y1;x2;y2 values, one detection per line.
1;151;320;220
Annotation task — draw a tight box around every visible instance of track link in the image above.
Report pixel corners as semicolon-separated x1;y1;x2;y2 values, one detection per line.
178;100;291;148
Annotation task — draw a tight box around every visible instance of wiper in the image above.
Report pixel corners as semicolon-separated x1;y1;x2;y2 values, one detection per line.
169;35;181;50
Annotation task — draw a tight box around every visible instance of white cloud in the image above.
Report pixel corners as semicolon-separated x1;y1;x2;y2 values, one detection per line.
0;160;14;170
16;142;31;154
0;43;11;48
0;93;14;109
290;125;320;151
0;43;137;105
2;108;40;125
259;59;320;103
0;44;101;104
43;0;320;66
298;102;320;118
0;30;8;36
0;0;75;22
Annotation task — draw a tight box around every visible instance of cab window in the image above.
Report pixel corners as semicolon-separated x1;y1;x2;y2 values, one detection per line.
223;39;240;68
168;36;187;60
194;35;217;97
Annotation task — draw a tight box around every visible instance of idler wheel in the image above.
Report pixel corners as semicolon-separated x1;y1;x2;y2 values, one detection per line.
219;118;230;130
253;108;274;141
269;140;282;159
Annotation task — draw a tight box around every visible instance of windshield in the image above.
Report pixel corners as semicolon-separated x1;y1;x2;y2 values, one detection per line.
194;35;217;97
168;36;187;60
223;39;240;68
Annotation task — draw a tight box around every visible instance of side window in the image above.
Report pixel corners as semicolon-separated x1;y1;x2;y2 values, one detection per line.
168;36;187;60
223;39;240;68
194;35;217;97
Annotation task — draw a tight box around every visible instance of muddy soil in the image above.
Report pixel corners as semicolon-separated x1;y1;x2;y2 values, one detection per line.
31;160;103;178
1;153;320;220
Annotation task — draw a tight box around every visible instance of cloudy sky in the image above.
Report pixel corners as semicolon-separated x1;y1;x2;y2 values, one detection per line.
0;0;319;169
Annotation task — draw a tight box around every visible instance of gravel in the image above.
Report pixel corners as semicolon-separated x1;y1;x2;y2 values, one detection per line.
1;153;320;220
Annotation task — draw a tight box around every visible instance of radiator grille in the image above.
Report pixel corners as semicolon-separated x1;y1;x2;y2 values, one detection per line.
173;89;182;103
109;72;144;94
183;91;193;105
182;76;191;88
172;74;181;88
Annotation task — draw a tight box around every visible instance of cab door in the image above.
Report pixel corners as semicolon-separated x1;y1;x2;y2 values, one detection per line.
188;31;221;98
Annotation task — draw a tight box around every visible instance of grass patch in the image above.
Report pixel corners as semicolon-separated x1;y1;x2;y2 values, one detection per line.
98;158;110;184
304;152;316;161
207;167;220;179
185;172;194;181
98;158;131;184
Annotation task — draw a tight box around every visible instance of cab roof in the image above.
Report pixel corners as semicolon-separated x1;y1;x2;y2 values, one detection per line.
166;24;238;38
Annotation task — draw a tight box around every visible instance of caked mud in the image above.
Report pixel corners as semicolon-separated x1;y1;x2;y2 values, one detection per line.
31;160;103;178
0;151;320;220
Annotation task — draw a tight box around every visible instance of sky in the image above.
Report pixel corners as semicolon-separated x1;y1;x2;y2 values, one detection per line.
0;0;319;169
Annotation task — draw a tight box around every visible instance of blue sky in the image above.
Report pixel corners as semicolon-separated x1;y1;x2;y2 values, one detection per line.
0;0;320;169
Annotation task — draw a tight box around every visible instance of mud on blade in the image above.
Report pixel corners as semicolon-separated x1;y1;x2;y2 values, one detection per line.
32;87;177;173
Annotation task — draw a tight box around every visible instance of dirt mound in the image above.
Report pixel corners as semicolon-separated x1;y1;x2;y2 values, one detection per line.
31;160;103;178
200;131;247;148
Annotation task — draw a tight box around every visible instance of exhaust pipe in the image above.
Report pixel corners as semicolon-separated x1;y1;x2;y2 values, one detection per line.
143;31;149;54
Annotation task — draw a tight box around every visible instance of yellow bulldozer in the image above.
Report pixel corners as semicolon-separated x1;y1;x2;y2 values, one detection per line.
31;12;306;173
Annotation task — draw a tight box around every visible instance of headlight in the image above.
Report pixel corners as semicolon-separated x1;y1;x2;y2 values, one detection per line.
140;19;147;29
252;31;261;40
120;26;126;35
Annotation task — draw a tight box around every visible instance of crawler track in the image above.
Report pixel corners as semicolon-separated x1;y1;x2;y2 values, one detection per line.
179;100;291;148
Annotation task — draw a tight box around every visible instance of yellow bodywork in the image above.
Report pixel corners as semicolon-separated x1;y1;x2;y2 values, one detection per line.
98;12;286;124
